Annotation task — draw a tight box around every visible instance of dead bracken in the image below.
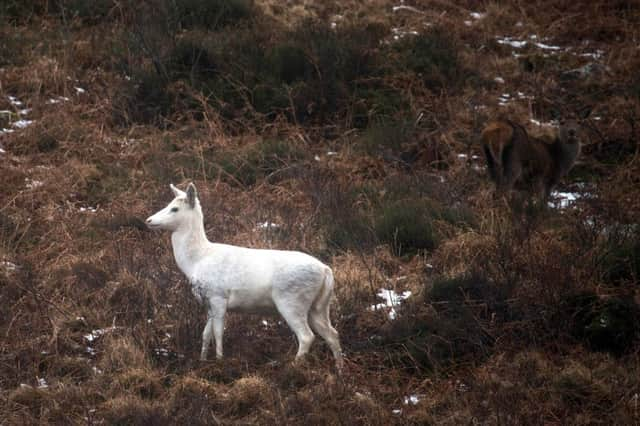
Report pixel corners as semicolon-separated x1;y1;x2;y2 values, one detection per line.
0;0;639;424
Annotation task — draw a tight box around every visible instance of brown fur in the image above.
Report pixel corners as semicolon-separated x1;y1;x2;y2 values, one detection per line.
481;119;581;203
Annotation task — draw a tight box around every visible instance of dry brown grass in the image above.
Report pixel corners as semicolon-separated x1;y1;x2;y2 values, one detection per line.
1;0;639;424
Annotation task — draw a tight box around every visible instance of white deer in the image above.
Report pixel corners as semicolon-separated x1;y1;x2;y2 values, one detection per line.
146;183;343;371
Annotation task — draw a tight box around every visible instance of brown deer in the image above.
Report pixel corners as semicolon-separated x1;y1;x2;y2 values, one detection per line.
481;118;582;203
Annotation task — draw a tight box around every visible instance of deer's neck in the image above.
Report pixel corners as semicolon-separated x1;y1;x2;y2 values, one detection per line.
556;140;581;176
171;211;210;277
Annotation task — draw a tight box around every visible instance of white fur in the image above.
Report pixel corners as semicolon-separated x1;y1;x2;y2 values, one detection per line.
146;183;343;370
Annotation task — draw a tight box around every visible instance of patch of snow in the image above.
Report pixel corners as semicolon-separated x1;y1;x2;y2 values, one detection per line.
8;96;24;106
314;155;321;161
494;76;505;84
154;348;170;357
18;108;31;116
392;408;402;415
535;42;561;50
496;37;527;48
79;206;97;213
464;20;472;26
470;12;486;20
13;119;34;129
370;288;412;320
498;94;511;106
403;394;421;405
256;221;280;230
392;5;424;14
456;379;469;392
529;118;559;127
25;178;44;189
46;96;70;104
37;377;48;389
579;50;605;59
549;191;583;209
392;28;419;40
457;153;468;159
74;87;86;94
1;261;19;272
84;326;117;343
327;151;337;156
92;366;103;375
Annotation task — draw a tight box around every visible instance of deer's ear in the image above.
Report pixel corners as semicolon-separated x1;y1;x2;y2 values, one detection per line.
170;183;185;198
186;183;197;208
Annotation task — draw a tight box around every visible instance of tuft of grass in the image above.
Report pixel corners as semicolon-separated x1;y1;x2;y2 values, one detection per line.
374;198;440;255
101;395;169;425
98;336;151;373
107;274;157;325
226;375;274;415
115;368;165;400
395;27;464;90
380;303;493;372
112;69;175;127
168;38;217;82
168;376;224;424
171;0;255;30
218;138;306;186
566;292;639;354
601;229;640;285
359;118;414;156
552;363;612;408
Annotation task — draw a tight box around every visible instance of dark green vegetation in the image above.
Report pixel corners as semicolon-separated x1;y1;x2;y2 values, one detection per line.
1;0;640;424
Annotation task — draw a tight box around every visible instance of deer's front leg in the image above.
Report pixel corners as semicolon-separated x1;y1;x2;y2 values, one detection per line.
207;296;227;360
213;314;225;359
201;317;214;361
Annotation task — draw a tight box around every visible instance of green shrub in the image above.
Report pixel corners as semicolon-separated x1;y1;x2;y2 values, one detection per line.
0;0;48;22
429;274;489;304
168;39;217;81
601;229;640;285
359;119;413;156
172;0;255;30
380;303;493;371
323;186;376;251
351;85;408;128
396;28;463;90
267;44;310;84
218;139;306;186
553;365;612;408
567;292;639;354
382;273;504;371
58;0;114;23
113;69;174;126
375;200;438;255
375;198;439;255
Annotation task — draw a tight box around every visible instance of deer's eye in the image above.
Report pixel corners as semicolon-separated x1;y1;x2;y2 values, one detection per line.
170;207;179;213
